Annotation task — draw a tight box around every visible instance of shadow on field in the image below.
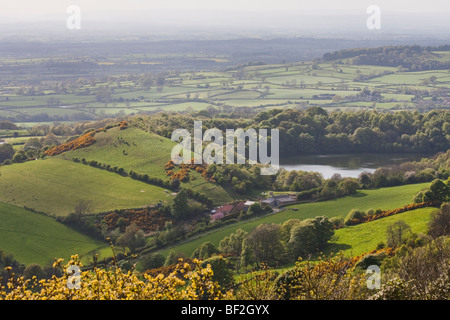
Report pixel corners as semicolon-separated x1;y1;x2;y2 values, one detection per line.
349;191;367;198
326;242;352;254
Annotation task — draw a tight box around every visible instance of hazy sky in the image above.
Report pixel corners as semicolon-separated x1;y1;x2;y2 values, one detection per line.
2;0;450;18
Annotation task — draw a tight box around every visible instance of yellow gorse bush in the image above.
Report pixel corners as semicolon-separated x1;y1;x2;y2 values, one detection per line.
0;255;233;300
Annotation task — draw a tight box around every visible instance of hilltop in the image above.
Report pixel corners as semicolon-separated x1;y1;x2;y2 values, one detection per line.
0;157;172;216
63;126;238;205
323;45;450;71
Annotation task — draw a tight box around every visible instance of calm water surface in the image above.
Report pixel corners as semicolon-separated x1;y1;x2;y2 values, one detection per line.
280;153;431;179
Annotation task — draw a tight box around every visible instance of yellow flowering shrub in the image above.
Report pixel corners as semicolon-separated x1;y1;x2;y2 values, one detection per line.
0;255;233;300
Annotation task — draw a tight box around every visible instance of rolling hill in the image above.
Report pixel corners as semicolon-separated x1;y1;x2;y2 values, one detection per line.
159;182;431;257
0;201;107;265
327;206;436;258
0;157;172;216
63;126;237;205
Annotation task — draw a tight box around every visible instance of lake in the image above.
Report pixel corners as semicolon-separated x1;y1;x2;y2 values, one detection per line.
280;153;431;179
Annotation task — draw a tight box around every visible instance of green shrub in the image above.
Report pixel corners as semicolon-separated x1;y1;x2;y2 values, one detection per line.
191;242;219;260
140;253;166;271
344;209;367;226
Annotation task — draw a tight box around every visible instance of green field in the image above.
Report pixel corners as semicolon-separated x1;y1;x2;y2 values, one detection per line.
2;49;449;122
0;157;172;216
277;183;431;222
1;44;448;275
327;207;436;258
65;127;176;180
0;201;108;266
159;182;430;257
65;126;236;204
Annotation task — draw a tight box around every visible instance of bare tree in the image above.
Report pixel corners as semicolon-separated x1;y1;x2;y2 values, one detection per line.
74;199;90;216
428;203;450;238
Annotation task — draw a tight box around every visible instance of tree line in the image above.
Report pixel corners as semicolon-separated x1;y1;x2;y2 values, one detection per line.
139;201;450;298
129;107;450;157
253;107;449;156
322;45;450;71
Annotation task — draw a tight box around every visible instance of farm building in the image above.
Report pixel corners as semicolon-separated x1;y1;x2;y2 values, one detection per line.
210;201;253;221
261;194;297;207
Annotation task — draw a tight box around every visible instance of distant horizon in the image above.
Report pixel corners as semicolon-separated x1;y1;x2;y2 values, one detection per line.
0;2;448;42
2;0;450;17
2;7;450;20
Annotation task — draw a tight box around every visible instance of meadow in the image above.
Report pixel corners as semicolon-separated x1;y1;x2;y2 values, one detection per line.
2;49;449;124
0;157;172;216
0;201;107;265
65;126;237;205
0;44;448;272
159;182;431;257
327;207;436;258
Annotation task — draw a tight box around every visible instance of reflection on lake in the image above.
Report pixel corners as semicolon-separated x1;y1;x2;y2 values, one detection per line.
280;153;431;179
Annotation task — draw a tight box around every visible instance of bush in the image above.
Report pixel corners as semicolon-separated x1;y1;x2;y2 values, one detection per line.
330;216;345;229
428;203;450;238
218;228;248;256
339;178;360;195
246;203;265;217
372;237;450;300
386;220;412;247
287;216;334;259
0;144;15;163
274;253;368;300
241;224;285;267
1;256;230;300
140;253;166;271
200;256;235;290
354;251;388;270
116;224;146;252
296;188;321;201
344;209;367;226
164;251;187;267
191;242;219;260
23;264;45;280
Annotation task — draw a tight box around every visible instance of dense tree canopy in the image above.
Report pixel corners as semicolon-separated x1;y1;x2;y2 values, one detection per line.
288;216;334;259
323;45;450;71
252;108;449;156
241;224;284;267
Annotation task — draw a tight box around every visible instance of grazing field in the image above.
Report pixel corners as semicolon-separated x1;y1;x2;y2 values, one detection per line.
276;182;431;222
65;127;176;180
65;126;236;204
159;182;430;257
2;47;449;124
0;158;172;216
0;201;108;266
327;207;437;258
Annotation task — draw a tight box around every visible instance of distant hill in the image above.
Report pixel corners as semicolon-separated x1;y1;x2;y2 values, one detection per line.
323;45;450;71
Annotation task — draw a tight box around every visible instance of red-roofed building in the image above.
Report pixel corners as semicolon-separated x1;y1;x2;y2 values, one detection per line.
217;204;234;215
234;201;246;212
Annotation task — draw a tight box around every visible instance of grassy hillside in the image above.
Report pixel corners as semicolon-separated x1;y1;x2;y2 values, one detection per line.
273;182;431;223
327;206;436;258
159;182;430;257
0;201;107;266
0;158;172;216
64;126;236;204
64;127;175;180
